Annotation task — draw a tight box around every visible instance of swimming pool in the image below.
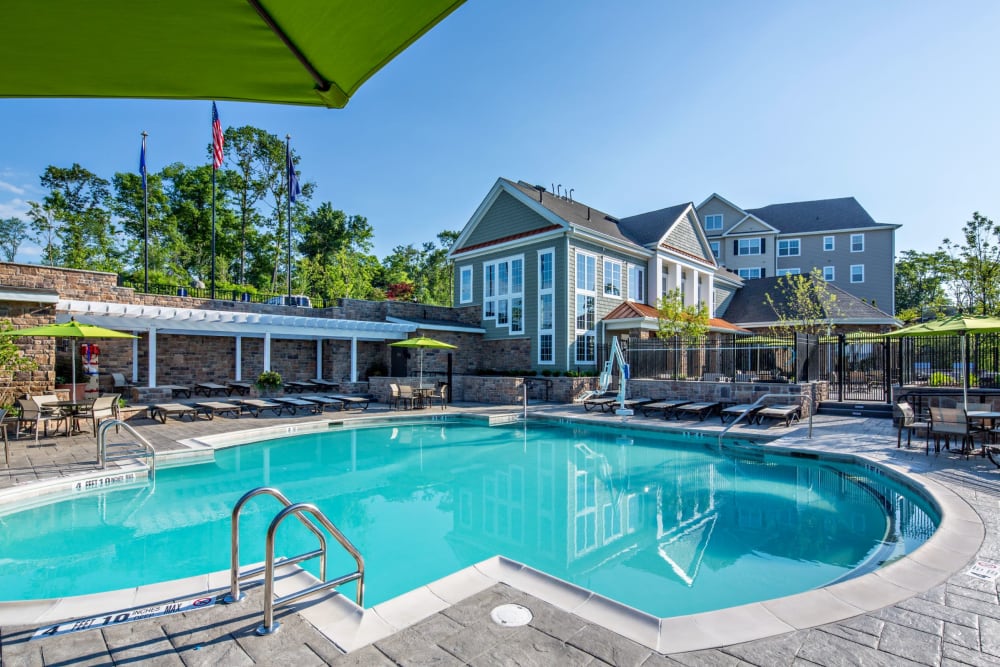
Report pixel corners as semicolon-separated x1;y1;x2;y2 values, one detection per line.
0;418;938;618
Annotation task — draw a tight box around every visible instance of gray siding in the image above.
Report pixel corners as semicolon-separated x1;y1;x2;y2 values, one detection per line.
697;198;745;237
663;211;710;261
720;232;777;277
779;228;895;313
714;283;738;318
728;218;772;234
459;191;555;250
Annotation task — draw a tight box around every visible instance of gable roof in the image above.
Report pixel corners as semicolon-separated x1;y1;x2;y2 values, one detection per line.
603;300;750;334
745;197;897;234
506;179;638;247
618;204;691;246
721;276;899;327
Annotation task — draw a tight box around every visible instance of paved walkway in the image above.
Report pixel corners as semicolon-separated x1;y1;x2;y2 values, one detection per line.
1;401;999;665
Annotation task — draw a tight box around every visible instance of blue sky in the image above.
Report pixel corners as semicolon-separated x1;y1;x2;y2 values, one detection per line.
1;1;998;262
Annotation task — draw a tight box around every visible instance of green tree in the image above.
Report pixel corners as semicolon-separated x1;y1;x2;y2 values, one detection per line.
28;164;119;271
894;249;951;323
764;268;838;336
0;320;39;407
939;212;1000;315
0;217;27;262
223;126;274;285
656;287;709;342
379;230;459;306
298;203;381;301
111;169;179;282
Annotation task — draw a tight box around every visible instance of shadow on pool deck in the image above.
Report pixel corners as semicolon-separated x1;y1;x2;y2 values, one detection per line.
1;401;999;665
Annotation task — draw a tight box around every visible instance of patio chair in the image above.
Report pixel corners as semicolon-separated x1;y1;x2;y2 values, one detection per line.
929;406;982;457
396;385;415;410
0;408;9;465
77;393;120;435
111;372;133;396
427;383;448;410
388;383;400;410
895;400;930;453
16;396;68;441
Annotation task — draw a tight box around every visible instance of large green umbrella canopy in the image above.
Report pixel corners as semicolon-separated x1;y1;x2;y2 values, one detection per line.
0;319;137;390
0;1;464;108
390;336;457;386
885;315;1000;409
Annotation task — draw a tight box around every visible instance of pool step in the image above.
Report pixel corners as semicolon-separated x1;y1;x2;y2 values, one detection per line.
817;401;893;419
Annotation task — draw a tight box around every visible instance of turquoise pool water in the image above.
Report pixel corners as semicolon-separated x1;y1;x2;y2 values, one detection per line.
0;420;938;617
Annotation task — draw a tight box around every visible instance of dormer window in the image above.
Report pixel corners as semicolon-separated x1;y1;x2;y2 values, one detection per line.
704;214;723;231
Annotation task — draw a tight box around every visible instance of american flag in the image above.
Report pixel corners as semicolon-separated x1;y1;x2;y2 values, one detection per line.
211;102;224;169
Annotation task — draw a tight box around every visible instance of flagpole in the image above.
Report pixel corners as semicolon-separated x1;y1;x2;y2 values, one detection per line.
211;164;217;300
141;131;148;294
286;134;292;300
210;102;223;301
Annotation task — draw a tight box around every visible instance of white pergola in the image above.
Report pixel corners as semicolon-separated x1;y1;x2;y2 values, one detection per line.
57;300;416;386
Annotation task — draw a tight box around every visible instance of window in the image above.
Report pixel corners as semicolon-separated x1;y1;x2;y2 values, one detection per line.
510;258;524;333
603;258;622;297
851;234;865;252
575;251;596;364
709;241;720;260
823;266;835;281
738;267;763;279
538;249;555;364
823;236;835;251
627;264;645;301
851;264;865;283
776;268;800;276
459;266;473;304
483;264;496;319
777;239;800;257
704;214;723;231
483;255;524;330
736;238;763;255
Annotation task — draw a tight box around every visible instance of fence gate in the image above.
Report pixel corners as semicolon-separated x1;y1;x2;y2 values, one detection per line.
818;332;898;403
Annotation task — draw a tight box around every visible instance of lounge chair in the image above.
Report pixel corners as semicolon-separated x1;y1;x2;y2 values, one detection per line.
583;393;618;412
620;397;653;411
299;395;342;412
150;402;201;423
673;402;720;421
719;404;762;424
225;381;253;396
194;401;243;419
754;404;802;427
326;394;371;411
310;378;339;389
272;396;322;415
640;399;691;419
194;382;229;397
234;398;283;417
158;384;192;398
283;381;317;393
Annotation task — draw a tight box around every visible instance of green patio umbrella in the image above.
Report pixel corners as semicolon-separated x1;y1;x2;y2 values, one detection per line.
390;336;456;386
885;315;1000;410
0;1;464;108
0;319;137;392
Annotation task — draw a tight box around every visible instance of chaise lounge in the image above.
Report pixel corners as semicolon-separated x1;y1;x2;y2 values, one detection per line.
150;403;201;423
194;382;230;397
583;393;618;412
194;401;242;419
326;394;371;411
272;396;323;415
754;404;802;427
234;398;283;417
719;404;763;424
673;402;720;421
640;399;691;419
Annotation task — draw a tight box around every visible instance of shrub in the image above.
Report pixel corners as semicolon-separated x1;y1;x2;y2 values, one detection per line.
928;372;953;387
255;370;283;391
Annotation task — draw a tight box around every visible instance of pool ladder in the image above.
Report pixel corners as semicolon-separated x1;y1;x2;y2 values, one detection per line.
223;487;365;636
97;419;157;481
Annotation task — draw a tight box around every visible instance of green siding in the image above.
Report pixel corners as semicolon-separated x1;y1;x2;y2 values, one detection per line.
459;191;556;250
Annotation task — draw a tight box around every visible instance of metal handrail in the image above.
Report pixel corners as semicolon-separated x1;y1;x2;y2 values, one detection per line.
223;487;365;637
98;419;157;480
717;392;804;446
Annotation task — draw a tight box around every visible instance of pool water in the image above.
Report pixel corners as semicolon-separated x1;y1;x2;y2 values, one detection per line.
0;420;938;617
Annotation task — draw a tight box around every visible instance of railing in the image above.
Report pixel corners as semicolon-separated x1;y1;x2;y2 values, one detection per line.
98;419;157;480
118;279;328;308
224;486;365;636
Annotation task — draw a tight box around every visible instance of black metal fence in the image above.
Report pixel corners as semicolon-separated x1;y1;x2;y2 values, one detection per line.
118;279;329;308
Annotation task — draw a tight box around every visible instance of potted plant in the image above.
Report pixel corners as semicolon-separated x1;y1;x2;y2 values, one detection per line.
255;370;283;397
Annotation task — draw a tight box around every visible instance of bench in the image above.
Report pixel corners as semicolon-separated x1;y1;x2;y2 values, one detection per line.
194;401;243;419
150;402;201;423
194;382;229;397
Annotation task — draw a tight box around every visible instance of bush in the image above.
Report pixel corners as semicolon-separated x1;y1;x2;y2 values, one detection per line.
255;370;283;391
928;372;953;387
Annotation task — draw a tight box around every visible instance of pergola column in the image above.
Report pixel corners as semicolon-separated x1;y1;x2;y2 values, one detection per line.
350;337;358;383
148;327;157;387
263;332;271;371
235;336;242;381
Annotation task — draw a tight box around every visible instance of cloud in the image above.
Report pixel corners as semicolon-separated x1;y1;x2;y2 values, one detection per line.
0;180;26;196
0;198;29;219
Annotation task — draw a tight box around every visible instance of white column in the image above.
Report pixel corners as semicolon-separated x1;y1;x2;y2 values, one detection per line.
263;332;271;371
685;268;698;306
316;339;323;380
148;327;157;387
131;335;139;384
648;256;661;305
673;262;683;292
235;336;242;381
350;337;358;383
705;273;715;315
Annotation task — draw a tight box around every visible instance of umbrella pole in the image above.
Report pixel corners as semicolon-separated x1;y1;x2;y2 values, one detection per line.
962;334;969;411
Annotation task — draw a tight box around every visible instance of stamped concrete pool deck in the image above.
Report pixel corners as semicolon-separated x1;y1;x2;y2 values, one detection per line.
1;400;999;666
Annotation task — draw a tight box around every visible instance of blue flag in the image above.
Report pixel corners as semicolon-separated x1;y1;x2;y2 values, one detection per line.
139;138;147;191
287;145;301;204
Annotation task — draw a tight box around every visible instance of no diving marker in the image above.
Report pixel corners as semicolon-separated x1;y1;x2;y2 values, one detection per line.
33;596;215;640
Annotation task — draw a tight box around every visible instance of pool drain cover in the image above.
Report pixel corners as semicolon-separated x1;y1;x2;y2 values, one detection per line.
490;603;532;627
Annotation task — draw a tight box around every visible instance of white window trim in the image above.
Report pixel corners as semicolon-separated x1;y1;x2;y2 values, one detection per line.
537;248;555;365
823;236;835;251
603;258;622;298
459;265;473;304
628;264;645;302
509;256;524;334
851;264;865;283
738;267;762;279
776;268;800;276
709;240;720;260
704;214;723;231
575;250;597;365
483;263;496;320
823;266;835;281
851;234;865;253
482;254;524;330
737;238;762;256
777;238;800;257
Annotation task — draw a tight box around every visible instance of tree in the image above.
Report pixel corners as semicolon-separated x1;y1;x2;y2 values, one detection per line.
764;269;838;335
223;126;276;285
656;288;709;342
939;212;1000;316
298;203;381;301
894;249;951;323
0;320;39;407
28;164;119;271
379;230;459;306
0;217;27;262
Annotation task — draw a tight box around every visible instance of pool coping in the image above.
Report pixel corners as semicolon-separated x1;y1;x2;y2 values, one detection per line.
0;412;984;655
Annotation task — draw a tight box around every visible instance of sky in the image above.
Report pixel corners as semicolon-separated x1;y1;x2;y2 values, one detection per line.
1;1;998;263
